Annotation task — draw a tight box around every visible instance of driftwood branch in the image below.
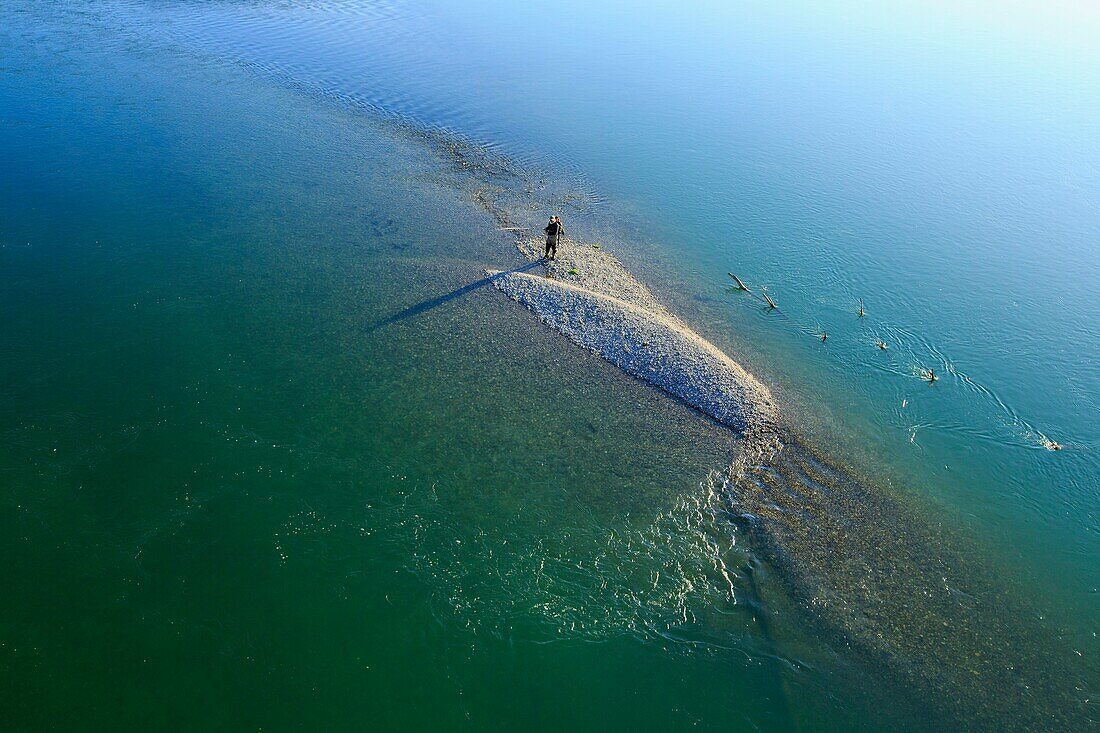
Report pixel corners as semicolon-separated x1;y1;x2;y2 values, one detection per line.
727;272;750;292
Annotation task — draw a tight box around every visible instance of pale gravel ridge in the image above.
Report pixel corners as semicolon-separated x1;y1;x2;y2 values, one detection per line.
515;237;673;318
489;266;777;438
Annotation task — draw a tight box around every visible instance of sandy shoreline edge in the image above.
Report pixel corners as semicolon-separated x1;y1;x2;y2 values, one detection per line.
488;237;777;439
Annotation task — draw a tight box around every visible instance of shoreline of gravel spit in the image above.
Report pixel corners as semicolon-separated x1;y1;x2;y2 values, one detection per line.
489;239;777;436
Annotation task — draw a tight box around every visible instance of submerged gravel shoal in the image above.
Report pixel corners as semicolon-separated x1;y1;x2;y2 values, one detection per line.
490;239;777;437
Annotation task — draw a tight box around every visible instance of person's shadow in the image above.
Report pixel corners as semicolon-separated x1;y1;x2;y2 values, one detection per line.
366;260;542;332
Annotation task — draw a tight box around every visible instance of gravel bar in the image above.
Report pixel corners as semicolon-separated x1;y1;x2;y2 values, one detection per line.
490;241;777;437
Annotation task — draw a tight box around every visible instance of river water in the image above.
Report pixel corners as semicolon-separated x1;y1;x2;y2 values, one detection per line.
1;1;1097;730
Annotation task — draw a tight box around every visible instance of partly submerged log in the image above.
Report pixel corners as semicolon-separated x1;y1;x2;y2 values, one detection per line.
728;272;750;291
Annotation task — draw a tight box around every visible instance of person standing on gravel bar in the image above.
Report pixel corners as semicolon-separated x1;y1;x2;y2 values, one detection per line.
543;215;564;260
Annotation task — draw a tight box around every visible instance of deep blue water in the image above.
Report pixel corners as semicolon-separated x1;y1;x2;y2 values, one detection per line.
2;1;1097;730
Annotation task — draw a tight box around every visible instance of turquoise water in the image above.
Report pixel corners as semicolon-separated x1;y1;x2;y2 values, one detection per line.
1;1;1097;730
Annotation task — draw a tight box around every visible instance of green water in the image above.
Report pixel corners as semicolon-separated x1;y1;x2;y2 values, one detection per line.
1;2;1096;731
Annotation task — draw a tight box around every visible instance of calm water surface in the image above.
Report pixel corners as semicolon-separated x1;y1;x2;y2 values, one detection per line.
1;1;1097;730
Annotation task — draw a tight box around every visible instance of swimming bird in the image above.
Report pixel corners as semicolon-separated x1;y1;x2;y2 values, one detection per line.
876;340;888;350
